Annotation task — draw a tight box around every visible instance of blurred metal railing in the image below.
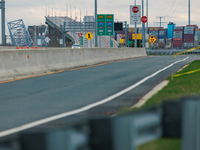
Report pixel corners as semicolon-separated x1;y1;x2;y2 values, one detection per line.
146;49;200;55
0;97;200;150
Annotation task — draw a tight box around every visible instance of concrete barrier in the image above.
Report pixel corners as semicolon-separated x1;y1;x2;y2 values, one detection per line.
0;47;146;79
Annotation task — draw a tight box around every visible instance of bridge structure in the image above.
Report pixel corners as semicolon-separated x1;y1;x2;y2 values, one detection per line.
45;15;117;48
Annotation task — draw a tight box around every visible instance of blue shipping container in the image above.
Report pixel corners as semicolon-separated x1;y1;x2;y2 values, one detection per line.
159;35;164;38
167;23;176;39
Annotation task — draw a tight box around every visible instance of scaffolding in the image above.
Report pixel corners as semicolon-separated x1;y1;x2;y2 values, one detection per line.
7;19;33;47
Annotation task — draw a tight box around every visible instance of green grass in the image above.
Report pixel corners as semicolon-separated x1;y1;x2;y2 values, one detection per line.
138;138;181;150
122;60;200;150
143;60;200;108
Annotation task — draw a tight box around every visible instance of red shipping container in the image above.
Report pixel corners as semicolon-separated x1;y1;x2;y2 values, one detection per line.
174;29;183;31
173;44;183;47
186;25;198;28
184;40;193;43
184;34;193;38
173;40;182;44
173;42;183;44
173;38;182;41
117;31;125;34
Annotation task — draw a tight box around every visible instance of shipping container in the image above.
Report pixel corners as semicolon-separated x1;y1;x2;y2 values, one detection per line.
173;26;184;48
167;22;176;39
183;25;196;48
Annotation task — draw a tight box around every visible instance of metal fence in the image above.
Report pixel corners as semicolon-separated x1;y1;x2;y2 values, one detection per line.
0;97;199;150
146;49;200;55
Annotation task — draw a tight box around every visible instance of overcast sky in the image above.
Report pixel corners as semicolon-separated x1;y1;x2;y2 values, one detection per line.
2;0;200;42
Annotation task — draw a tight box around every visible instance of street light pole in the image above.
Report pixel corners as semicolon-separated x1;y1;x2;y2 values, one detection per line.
95;0;97;47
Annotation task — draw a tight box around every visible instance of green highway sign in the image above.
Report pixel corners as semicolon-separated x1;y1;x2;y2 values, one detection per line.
106;14;114;36
128;41;133;47
97;14;114;36
81;36;83;45
111;41;113;47
97;14;106;36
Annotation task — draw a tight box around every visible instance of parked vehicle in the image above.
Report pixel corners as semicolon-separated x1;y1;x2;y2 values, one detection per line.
72;44;80;49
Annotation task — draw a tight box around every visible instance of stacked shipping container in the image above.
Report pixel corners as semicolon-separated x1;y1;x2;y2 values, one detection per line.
173;26;184;48
158;29;165;48
184;25;198;48
195;28;200;47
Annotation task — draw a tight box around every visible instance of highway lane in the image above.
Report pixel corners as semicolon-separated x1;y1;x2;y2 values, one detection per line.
0;55;199;135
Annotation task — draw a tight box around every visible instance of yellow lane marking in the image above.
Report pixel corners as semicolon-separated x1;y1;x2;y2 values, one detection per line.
172;68;200;78
174;46;200;57
0;56;147;84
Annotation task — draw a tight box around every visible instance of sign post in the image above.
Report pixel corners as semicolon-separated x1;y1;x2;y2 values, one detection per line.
130;5;141;48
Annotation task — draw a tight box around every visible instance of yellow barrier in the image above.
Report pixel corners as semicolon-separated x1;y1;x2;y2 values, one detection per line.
172;68;200;78
174;46;200;57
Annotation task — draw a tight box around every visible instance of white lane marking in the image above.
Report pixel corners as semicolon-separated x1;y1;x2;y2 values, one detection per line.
0;57;189;137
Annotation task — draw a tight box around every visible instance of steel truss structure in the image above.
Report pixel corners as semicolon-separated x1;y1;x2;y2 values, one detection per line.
7;19;32;46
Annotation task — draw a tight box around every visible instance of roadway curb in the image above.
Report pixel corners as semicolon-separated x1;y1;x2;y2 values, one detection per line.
132;80;169;108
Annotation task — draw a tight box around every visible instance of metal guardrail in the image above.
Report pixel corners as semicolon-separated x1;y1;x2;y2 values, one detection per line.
146;49;200;55
0;97;200;150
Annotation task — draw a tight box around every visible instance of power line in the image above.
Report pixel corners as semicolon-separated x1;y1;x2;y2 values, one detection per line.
155;16;167;27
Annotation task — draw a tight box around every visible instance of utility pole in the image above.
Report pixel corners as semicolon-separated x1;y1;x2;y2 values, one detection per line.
155;16;167;27
95;0;97;47
1;0;5;46
188;0;190;25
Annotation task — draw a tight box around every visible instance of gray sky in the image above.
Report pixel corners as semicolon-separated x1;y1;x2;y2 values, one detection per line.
2;0;200;41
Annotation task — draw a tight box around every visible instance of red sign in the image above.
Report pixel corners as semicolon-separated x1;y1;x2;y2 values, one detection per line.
78;33;83;38
120;35;123;39
141;16;148;23
132;6;139;13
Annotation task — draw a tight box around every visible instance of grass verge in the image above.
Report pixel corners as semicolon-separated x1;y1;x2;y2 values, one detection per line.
126;60;200;150
143;60;200;108
138;138;181;150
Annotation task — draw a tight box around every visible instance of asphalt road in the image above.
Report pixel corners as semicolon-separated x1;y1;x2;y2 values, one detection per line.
0;55;199;135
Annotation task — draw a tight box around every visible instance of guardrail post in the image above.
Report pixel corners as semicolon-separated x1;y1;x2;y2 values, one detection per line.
182;97;200;150
20;128;88;150
90;107;162;150
162;101;182;137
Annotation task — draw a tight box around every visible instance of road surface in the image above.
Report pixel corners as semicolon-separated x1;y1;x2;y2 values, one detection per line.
0;55;199;137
